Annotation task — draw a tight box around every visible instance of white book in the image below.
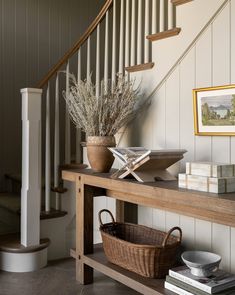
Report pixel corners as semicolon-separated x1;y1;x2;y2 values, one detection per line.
165;281;194;295
178;173;235;193
186;162;235;178
169;266;235;294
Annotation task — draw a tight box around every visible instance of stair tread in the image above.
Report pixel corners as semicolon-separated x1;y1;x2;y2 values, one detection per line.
125;62;154;73
147;27;181;42
171;0;193;6
0;233;50;253
40;209;67;220
0;193;67;220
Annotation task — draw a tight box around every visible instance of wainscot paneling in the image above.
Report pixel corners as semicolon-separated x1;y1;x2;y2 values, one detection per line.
195;219;212;251
179;216;195;250
179;47;195;168
124;0;235;272
231;227;235;273
211;4;230;163
152;85;166;149
165;212;180;232
212;223;230;271
195;27;212;162
152;208;166;232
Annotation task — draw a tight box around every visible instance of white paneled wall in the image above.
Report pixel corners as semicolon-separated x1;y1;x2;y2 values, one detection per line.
122;1;235;272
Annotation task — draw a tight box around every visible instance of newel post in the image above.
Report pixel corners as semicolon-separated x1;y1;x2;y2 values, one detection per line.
21;88;42;247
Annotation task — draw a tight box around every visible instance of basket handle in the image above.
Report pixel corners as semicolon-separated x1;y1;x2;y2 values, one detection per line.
98;209;115;226
162;226;182;247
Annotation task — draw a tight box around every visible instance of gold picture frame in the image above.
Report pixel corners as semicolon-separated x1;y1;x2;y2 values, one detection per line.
193;84;235;136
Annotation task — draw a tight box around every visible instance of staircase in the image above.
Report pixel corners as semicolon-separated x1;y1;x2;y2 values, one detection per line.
0;0;194;272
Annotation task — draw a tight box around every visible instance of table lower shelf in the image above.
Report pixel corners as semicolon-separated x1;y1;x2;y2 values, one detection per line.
74;244;174;295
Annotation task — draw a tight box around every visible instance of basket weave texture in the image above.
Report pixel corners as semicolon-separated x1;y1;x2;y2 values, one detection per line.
99;209;182;278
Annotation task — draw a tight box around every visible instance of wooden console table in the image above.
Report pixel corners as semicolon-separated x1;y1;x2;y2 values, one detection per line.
62;169;235;295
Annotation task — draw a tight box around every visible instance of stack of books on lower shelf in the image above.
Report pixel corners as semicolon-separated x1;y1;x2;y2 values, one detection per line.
178;162;235;193
165;266;235;295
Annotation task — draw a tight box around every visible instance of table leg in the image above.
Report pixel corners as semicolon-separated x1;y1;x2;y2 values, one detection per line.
116;200;124;222
76;177;94;284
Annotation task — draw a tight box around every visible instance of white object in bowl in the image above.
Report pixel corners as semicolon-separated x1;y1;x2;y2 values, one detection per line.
181;251;221;277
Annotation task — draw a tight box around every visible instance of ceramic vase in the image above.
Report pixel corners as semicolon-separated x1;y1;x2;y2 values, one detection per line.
86;136;116;173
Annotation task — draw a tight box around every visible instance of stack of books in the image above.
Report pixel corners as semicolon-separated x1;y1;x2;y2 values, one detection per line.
178;162;235;193
165;266;235;295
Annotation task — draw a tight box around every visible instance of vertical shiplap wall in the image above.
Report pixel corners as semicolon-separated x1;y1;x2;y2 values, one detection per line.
0;0;104;190
123;1;235;272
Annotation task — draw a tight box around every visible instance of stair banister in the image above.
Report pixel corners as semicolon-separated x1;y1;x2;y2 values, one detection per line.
22;0;184;220
65;61;71;165
45;83;51;212
96;24;101;97
137;0;142;65
168;0;174;29
160;0;165;32
119;0;125;74
112;0;117;82
152;0;157;34
104;11;109;85
130;0;136;66
124;0;130;68
54;73;60;210
86;37;91;81
76;49;82;164
36;0;113;89
144;0;150;63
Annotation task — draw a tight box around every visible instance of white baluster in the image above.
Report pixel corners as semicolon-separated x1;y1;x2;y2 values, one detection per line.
160;0;165;32
119;0;124;74
125;0;130;68
96;25;100;97
168;0;174;30
54;73;60;210
45;82;51;212
104;11;109;86
77;49;81;83
65;61;71;164
130;0;136;66
144;0;150;63
152;0;157;34
137;0;142;65
87;36;91;80
112;0;117;82
76;49;82;164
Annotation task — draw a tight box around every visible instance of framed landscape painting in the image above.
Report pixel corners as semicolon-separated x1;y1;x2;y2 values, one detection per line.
193;84;235;136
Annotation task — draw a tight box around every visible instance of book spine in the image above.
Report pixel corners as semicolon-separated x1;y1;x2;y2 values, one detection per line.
165;282;194;295
166;276;208;295
169;270;212;293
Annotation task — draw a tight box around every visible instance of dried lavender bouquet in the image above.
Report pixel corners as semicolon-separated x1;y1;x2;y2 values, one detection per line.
63;74;141;136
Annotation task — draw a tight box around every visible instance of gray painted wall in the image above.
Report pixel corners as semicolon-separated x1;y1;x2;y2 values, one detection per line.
0;0;104;190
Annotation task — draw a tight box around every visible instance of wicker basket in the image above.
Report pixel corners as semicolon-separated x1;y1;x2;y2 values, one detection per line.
99;209;182;278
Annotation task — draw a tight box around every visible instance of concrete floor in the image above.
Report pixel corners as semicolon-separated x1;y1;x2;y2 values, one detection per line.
0;258;139;295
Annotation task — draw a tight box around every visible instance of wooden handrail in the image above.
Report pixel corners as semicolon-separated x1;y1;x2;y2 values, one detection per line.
36;0;113;88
